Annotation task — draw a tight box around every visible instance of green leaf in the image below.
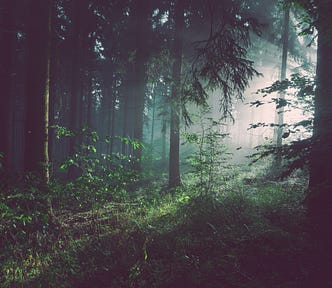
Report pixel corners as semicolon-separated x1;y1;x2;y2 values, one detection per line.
88;145;97;153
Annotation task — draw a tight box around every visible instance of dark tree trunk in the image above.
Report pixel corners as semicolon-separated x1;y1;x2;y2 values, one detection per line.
121;73;132;156
161;117;167;168
67;0;87;178
168;0;184;189
69;1;83;142
307;0;332;285
48;6;58;175
100;70;116;159
100;65;115;157
132;2;150;172
150;85;156;150
109;80;116;156
86;71;93;129
24;0;51;182
0;0;15;170
309;4;332;190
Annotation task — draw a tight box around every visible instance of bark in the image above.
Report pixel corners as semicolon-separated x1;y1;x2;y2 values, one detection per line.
150;85;156;150
132;2;150;172
67;0;87;178
86;71;94;129
48;6;57;172
109;81;116;156
101;65;116;157
121;72;132;156
168;0;184;189
69;1;84;148
161;118;167;166
24;0;51;182
307;0;332;285
308;1;332;201
0;0;15;169
273;5;289;169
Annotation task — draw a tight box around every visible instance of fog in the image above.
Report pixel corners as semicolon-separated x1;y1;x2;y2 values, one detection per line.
170;36;317;167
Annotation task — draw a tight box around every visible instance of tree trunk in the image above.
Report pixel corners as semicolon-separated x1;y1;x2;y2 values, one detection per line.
150;84;156;150
48;6;57;175
100;67;115;159
0;0;15;170
109;80;116;156
68;0;87;178
273;4;289;170
24;0;51;183
132;2;150;172
121;74;132;156
168;0;184;189
307;0;332;285
86;71;94;129
161;118;167;167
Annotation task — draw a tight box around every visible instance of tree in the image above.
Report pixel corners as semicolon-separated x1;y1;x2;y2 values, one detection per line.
131;1;152;172
306;1;332;281
0;0;15;169
24;0;52;183
167;0;260;189
168;0;184;189
284;0;332;285
68;0;87;173
308;0;332;193
274;3;290;169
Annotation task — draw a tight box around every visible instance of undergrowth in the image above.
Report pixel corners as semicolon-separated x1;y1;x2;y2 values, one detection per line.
1;167;318;288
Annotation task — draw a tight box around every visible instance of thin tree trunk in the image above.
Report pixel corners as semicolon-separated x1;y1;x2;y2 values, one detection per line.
86;72;93;128
109;81;116;156
121;88;129;156
99;69;110;156
168;0;184;189
150;84;156;150
161;118;167;167
273;4;289;169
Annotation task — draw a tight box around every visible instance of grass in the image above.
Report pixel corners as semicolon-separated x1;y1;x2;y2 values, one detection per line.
0;173;317;288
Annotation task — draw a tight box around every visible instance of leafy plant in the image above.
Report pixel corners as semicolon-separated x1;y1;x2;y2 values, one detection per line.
51;126;142;210
250;73;315;177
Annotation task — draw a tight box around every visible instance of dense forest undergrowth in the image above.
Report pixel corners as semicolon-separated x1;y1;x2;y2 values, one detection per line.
0;165;323;288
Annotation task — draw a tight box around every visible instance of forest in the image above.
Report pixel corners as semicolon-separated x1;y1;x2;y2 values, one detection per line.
1;0;332;287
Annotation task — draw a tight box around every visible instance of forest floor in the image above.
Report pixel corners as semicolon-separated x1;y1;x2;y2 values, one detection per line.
0;174;323;287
